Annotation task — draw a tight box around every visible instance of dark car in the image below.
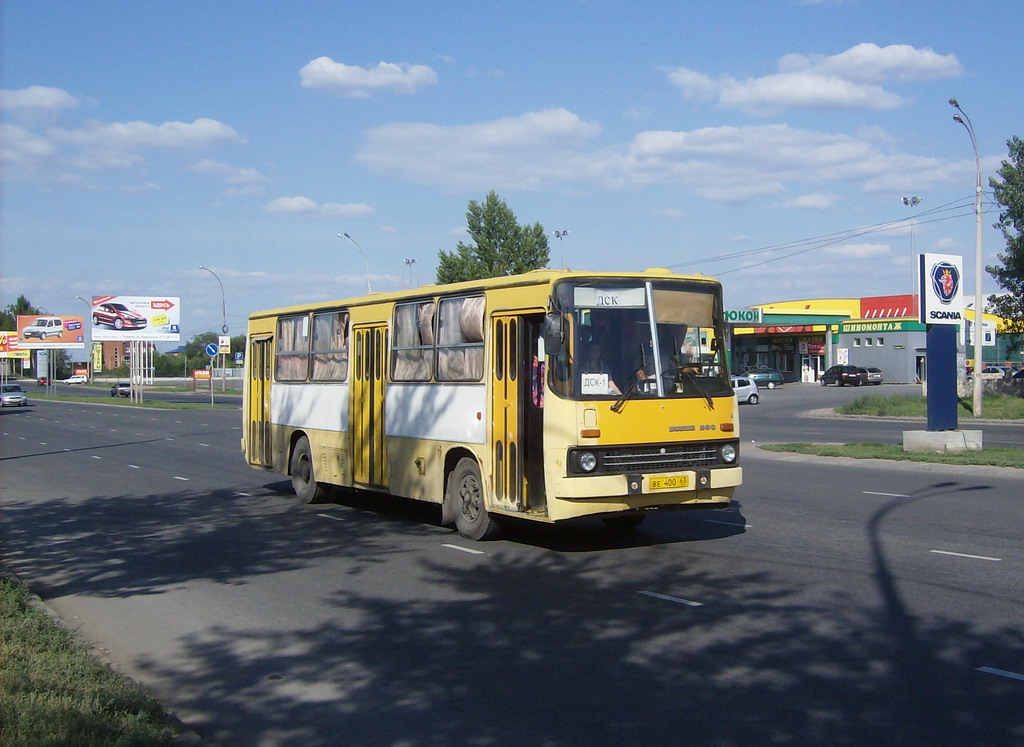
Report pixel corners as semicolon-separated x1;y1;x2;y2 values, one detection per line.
861;366;884;385
744;367;784;389
821;365;865;386
111;382;131;397
1013;368;1024;380
92;302;148;331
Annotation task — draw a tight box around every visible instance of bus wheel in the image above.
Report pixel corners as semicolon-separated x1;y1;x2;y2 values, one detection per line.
449;458;500;541
290;436;329;504
601;514;645;533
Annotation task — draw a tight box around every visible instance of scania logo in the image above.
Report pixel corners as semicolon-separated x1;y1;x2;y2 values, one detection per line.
929;261;960;305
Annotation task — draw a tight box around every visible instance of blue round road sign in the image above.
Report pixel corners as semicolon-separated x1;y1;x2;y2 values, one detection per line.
205;343;219;357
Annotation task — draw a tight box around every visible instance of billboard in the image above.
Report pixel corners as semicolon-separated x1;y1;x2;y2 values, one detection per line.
0;331;31;359
917;253;964;326
88;295;181;342
16;315;86;349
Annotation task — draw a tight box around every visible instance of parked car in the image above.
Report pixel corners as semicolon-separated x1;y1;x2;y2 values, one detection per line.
1;384;28;407
744;367;784;389
63;374;88;385
21;316;64;340
111;382;131;397
36;377;50;386
861;366;884;385
730;376;759;405
92;302;148;330
1013;369;1024;380
820;365;865;387
974;366;1012;381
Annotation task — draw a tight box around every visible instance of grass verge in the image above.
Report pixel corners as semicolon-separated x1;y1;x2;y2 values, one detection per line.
837;392;1024;419
29;392;236;410
760;442;1024;469
0;576;179;746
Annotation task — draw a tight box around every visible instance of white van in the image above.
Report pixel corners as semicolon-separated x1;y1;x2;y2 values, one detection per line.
22;316;64;340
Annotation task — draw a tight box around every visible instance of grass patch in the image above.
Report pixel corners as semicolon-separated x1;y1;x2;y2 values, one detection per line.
0;576;178;746
837;392;1024;419
760;442;1024;469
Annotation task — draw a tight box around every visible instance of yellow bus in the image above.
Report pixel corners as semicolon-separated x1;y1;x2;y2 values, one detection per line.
242;268;742;539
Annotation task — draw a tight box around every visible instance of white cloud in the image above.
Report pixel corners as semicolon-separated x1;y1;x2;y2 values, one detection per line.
0;86;81;124
826;242;891;259
299;57;438;97
190;159;268;195
782;193;837;209
263;196;375;218
51;118;245;152
666;43;962;115
355;108;605;191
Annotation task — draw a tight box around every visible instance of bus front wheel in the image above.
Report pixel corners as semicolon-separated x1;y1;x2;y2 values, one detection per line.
449;458;500;541
290;436;330;504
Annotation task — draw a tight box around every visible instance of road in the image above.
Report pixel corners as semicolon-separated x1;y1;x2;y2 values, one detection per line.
1;390;1022;745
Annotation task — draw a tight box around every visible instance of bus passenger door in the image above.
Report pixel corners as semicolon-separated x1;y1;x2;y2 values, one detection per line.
491;314;525;512
351;324;389;489
246;336;273;468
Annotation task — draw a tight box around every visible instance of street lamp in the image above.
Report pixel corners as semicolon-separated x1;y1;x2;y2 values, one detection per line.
75;296;92;381
949;98;984;418
338;233;372;293
198;265;228;335
901;197;921;303
551;230;570;268
404;258;416;288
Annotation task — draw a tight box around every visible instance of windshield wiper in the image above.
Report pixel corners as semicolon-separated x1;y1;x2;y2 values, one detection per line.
679;369;715;409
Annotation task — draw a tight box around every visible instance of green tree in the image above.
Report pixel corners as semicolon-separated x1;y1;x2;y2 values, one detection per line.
436;191;550;284
987;135;1024;352
1;294;38;330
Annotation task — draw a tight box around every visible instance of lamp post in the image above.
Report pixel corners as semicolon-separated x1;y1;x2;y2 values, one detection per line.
75;296;92;381
551;230;570;268
199;265;228;392
338;233;372;293
949;98;984;418
404;258;416;288
901;197;921;304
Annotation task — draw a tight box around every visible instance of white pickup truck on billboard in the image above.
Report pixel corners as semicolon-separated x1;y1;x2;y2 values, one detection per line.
90;296;181;342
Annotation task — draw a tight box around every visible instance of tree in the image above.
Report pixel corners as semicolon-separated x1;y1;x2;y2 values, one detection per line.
987;136;1024;352
436;191;550;284
1;294;38;330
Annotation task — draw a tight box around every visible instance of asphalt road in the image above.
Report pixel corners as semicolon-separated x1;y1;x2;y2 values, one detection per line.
1;391;1022;745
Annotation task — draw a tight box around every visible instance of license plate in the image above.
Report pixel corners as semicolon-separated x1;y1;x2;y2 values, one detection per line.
649;475;689;491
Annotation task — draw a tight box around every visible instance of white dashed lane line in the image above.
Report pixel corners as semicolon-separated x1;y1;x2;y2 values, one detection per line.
442;543;485;555
639;590;703;607
930;549;1001;562
864;491;911;498
976;667;1024;682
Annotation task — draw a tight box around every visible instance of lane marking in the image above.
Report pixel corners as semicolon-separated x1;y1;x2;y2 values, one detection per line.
173;476;190;481
235;492;252;497
639;590;703;607
128;465;140;469
442;543;485;555
863;491;911;498
91;455;102;460
317;513;345;522
976;667;1024;681
930;549;1001;562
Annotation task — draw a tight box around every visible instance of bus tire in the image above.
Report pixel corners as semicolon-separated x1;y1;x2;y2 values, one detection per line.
290;436;329;504
449;457;500;541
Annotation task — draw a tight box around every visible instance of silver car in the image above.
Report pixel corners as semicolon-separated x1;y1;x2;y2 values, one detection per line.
731;376;759;405
1;384;28;407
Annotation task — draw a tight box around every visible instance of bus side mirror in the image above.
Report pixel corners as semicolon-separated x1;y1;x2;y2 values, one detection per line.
542;313;564;355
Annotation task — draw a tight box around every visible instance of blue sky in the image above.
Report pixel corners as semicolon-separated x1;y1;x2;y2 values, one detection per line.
3;0;1022;345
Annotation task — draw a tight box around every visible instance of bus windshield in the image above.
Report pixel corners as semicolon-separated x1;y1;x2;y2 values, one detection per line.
549;279;732;402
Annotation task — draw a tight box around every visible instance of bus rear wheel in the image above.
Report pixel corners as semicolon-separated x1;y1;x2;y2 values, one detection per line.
290;436;330;504
449;457;500;541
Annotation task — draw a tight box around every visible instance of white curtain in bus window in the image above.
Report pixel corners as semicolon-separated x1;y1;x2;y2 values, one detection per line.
276;315;310;381
437;296;484;381
392;301;435;381
311;311;349;381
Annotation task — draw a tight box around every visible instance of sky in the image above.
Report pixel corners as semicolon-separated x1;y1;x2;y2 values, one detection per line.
3;0;1022;349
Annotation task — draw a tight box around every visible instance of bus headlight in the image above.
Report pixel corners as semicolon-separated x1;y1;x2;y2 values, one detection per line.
720;443;737;464
577;451;598;472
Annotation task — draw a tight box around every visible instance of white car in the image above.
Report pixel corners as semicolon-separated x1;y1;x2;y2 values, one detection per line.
63;374;88;385
22;316;65;340
1;384;28;407
731;375;759;405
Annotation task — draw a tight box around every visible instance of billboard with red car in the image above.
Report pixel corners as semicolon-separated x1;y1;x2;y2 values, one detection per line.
89;296;181;342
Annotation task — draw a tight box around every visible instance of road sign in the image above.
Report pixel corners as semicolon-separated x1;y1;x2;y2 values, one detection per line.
205;343;218;357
